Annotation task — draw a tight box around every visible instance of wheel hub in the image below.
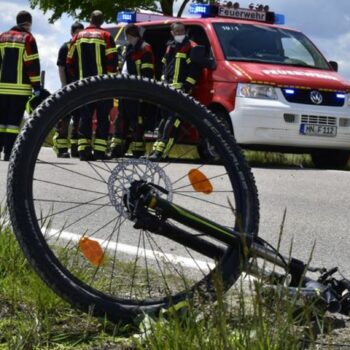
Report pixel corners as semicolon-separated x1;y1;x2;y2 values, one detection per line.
107;158;173;218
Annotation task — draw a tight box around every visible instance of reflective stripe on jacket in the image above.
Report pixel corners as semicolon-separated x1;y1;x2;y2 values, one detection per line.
66;26;118;80
0;26;40;95
162;37;201;91
125;40;155;78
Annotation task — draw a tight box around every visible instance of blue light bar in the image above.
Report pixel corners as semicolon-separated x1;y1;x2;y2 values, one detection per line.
117;11;136;23
285;89;295;95
189;4;212;17
336;93;345;99
274;13;285;25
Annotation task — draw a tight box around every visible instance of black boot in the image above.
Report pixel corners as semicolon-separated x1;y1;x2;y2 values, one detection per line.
148;150;163;161
111;144;125;158
70;143;79;158
57;148;70;158
79;147;93;161
93;150;111;161
132;150;145;158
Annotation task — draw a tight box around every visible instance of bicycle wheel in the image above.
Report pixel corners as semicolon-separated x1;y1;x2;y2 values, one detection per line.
7;75;259;324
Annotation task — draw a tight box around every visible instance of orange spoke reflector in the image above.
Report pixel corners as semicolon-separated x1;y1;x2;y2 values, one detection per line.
79;237;104;266
188;169;213;194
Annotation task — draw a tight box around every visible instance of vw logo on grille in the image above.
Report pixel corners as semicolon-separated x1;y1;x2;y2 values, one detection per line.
310;90;323;104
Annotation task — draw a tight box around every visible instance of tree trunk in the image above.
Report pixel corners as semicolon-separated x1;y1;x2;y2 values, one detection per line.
160;0;174;16
177;0;191;17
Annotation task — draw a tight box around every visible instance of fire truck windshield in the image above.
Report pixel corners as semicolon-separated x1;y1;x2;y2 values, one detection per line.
213;23;330;70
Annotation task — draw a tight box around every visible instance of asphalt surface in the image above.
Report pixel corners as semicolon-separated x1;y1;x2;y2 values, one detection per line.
0;160;7;208
1;151;350;278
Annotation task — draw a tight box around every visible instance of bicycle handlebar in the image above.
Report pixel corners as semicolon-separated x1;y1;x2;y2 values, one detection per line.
303;280;341;313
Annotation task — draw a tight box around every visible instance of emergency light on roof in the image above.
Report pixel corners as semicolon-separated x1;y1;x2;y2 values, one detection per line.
189;4;215;17
274;13;285;25
117;11;136;23
189;3;284;24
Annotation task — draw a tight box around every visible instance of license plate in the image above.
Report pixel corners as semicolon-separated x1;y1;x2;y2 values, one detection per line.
300;123;337;137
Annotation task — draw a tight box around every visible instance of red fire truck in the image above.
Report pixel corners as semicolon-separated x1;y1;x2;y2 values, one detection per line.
107;3;350;168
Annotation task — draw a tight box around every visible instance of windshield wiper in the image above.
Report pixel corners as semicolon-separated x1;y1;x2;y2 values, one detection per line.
229;57;283;64
228;57;324;70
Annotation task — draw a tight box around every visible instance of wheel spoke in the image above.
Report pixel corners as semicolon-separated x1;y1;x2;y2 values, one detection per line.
142;231;152;298
145;231;171;296
35;198;111;206
173;191;232;210
87;161;109;184
173;172;228;191
171;164;206;186
37;194;109;224
109;215;125;293
34;178;107;195
37;159;106;183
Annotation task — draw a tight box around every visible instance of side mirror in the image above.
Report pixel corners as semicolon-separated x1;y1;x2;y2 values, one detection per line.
190;45;217;70
329;61;338;72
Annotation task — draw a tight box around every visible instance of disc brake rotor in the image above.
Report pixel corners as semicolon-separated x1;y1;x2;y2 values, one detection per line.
107;158;173;218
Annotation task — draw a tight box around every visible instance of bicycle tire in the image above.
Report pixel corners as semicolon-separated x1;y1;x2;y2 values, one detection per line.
7;75;259;323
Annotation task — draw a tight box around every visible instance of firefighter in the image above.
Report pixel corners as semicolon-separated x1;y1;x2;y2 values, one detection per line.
67;10;118;161
149;22;202;160
53;22;84;158
111;24;155;158
0;11;41;161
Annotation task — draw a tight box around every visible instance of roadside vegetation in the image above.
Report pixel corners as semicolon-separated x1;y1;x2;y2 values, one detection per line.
244;151;350;170
244;151;313;168
1;203;349;349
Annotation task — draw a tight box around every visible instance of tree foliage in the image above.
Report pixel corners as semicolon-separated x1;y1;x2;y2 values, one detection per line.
29;0;191;23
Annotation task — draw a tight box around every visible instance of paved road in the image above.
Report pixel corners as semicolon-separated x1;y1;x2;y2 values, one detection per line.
0;160;7;208
1;152;350;277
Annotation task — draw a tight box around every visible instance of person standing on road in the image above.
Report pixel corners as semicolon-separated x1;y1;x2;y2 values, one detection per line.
67;10;118;161
0;10;41;161
53;22;84;158
111;24;155;158
149;22;202;160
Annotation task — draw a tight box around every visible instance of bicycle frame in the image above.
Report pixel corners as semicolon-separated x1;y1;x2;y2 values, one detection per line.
126;180;350;315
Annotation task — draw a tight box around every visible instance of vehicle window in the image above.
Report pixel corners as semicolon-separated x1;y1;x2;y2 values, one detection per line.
213;23;330;70
281;36;314;67
105;27;126;69
186;25;211;55
143;24;212;79
143;26;172;80
114;27;127;47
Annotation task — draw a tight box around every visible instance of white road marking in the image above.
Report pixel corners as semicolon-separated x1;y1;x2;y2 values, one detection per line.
47;228;216;272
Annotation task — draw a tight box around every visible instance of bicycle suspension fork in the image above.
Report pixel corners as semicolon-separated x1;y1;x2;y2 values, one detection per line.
124;180;307;286
122;180;350;314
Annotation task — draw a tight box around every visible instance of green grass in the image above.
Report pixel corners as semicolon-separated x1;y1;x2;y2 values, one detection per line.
133;275;329;350
244;150;350;170
0;212;134;349
0;205;338;350
244;151;313;168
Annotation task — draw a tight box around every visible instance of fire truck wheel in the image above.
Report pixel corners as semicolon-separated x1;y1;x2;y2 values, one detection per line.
311;150;350;169
197;138;219;162
197;108;232;162
212;108;233;134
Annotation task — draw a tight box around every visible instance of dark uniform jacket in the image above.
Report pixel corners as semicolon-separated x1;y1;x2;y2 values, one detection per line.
57;41;73;84
0;26;40;96
162;36;201;92
124;39;155;78
66;25;118;80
